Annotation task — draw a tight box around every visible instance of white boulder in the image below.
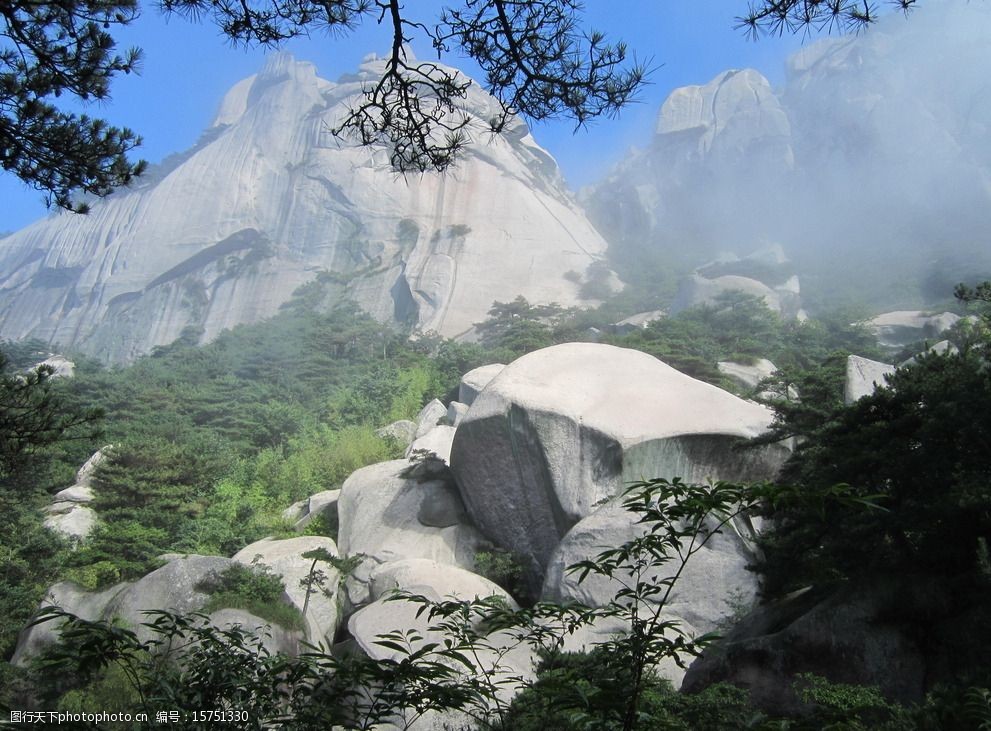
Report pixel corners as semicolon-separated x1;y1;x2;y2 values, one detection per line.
337;460;486;604
414;399;448;439
446;401;469;427
43;506;97;541
405;424;456;464
458;364;506;406
102;555;236;643
233;536;341;646
844;355;896;404
717;358;778;390
450;343;789;590
671;274;782;315
542;499;758;635
868;311;961;348
206;608;302;656
375;419;417;447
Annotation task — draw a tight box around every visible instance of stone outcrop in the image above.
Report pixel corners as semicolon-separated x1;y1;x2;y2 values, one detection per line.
671;247;803;319
610;310;666;335
844;355;896;404
336;459;486;606
682;580;938;715
13;555;235;664
717;358;778;391
43;447;112;541
458;364;506;406
0;55;611;364
583;3;991;308
233;536;342;646
375;419;417;447
542;498;759;635
868;311;961;348
283;489;341;532
450;343;790;591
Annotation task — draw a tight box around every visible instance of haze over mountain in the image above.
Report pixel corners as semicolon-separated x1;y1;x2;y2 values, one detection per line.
584;1;991;309
0;54;609;364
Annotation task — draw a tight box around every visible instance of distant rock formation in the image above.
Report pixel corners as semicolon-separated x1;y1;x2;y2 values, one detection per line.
584;2;991;308
0;54;611;364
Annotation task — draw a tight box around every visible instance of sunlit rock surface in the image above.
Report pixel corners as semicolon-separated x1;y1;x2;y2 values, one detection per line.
449;343;790;591
337;459;486;607
0;54;610;364
233;535;341;646
844;355;896;404
43;447;111;541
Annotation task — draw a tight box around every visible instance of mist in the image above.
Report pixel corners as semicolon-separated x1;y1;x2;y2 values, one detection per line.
584;0;991;312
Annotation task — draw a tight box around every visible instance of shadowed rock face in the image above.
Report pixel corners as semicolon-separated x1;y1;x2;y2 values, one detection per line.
0;54;610;364
449;343;790;592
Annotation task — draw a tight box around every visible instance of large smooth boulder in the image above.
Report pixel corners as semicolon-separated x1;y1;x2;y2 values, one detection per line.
102;555;236;643
233;536;341;647
375;419;417;447
868;311;960;348
337;460;487;605
348;560;529;728
458;364;506;406
610;309;666;335
207;608;302;656
717;358;778;391
42;447;112;542
15;555;237;663
414;399;448;439
405;424;456;464
43;505;97;541
844;355;896;404
542;499;758;635
12;581;130;665
671;274;783;314
450;343;789;590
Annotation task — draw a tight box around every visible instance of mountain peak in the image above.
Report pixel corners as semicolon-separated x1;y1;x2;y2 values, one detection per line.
0;55;610;364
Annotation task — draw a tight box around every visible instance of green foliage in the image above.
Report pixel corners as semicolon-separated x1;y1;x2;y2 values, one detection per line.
475;296;567;356
0;0;146;211
0;350;103;482
473;548;526;600
197;563;304;632
0;488;71;660
757;342;991;596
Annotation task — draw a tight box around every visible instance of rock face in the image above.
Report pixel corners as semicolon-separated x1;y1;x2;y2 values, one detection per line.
458;363;506;406
0;54;611;364
671;246;803;318
336;459;487;606
43;447;111;541
844;355;896;404
542;498;759;634
584;3;991;307
868;311;961;348
13;555;235;664
233;536;341;646
717;358;778;391
450;343;790;590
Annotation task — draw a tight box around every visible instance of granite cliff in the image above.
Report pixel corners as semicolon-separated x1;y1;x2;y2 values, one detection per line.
0;54;610;363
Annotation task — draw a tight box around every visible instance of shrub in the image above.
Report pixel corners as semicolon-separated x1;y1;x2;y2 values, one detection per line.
196;563;304;632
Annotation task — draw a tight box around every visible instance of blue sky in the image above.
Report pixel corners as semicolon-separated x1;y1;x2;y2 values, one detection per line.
0;2;810;233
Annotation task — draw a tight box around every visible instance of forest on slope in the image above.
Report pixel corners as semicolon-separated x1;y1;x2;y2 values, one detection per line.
1;260;989;727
